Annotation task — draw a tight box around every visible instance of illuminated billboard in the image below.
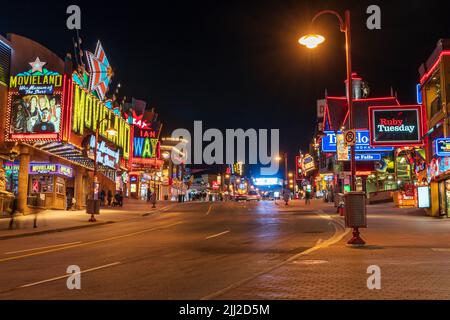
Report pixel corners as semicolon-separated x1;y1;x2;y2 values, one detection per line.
253;178;282;186
71;83;131;160
368;105;423;147
6;57;65;141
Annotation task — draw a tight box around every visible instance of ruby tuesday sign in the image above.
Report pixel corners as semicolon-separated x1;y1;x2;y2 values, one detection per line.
368;105;423;147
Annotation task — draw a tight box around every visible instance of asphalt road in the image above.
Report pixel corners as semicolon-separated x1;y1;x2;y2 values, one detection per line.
0;200;340;299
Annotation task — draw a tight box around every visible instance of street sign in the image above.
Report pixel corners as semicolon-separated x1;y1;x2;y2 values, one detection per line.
344;129;356;146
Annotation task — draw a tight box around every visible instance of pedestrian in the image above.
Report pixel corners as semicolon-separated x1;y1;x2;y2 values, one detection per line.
151;190;157;208
147;189;152;203
107;190;113;206
8;197;18;230
119;191;123;207
283;189;290;205
99;190;106;206
66;192;73;211
305;189;311;205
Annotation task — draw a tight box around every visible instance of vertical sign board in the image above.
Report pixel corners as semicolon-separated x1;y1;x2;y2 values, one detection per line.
368;105;423;147
295;156;302;180
336;134;349;161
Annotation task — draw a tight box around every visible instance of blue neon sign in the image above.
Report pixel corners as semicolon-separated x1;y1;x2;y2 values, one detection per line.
355;153;382;161
322;130;394;153
416;84;423;105
435;138;450;157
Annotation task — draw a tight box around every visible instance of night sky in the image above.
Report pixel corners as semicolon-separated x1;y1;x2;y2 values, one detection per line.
1;0;450;174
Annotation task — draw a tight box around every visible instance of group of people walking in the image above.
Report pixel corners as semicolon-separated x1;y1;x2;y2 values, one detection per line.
99;190;123;207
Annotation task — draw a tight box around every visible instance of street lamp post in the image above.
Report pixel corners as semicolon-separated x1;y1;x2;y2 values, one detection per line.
90;118;118;222
300;9;364;245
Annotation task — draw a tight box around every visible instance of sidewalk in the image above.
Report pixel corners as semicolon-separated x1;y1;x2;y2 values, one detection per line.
216;199;450;300
0;199;178;240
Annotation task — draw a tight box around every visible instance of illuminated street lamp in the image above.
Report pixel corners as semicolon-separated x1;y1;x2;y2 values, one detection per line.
275;152;288;188
90;118;117;222
299;9;355;190
298;34;325;48
299;9;364;245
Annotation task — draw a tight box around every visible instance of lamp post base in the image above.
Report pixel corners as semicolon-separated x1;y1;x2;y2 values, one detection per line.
347;228;365;245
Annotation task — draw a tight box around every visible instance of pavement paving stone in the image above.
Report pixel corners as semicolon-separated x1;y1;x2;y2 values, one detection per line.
215;200;450;300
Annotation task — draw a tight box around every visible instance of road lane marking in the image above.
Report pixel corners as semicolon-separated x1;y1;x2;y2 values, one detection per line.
0;222;183;264
4;242;82;255
432;248;450;252
201;210;349;300
205;204;213;215
19;262;121;288
205;230;230;239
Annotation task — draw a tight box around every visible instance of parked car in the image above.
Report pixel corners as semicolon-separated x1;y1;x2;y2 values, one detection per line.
246;191;261;201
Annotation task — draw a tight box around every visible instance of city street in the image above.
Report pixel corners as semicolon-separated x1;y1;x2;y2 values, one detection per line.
1;0;450;305
0;200;339;299
0;199;449;300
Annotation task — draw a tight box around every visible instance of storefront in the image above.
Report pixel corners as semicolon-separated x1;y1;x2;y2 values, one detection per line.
428;156;450;217
129;112;164;200
2;36;131;213
27;162;73;209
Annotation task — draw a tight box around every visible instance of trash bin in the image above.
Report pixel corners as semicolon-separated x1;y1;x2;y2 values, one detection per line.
86;199;100;215
344;191;367;228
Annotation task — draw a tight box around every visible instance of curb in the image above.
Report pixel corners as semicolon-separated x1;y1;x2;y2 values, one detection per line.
0;221;114;241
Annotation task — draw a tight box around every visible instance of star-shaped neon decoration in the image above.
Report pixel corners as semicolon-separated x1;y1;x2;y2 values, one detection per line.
29;57;46;73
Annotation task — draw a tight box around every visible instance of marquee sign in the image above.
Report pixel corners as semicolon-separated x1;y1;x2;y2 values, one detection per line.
5;58;65;141
368;105;423;147
29;163;73;177
71;83;131;159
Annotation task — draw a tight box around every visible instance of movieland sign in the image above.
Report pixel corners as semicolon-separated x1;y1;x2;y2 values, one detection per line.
71;83;131;159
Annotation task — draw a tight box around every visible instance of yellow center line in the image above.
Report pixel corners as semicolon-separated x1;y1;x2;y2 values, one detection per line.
205;204;213;215
205;230;230;239
0;222;183;263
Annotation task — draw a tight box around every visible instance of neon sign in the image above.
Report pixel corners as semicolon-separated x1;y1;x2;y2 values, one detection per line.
132;111;151;129
28;163;73;177
322;130;394;153
71;83;131;159
435;138;450;157
368;105;423;147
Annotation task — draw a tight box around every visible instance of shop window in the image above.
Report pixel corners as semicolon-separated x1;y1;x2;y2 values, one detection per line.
55;177;65;195
425;74;441;119
31;175;53;193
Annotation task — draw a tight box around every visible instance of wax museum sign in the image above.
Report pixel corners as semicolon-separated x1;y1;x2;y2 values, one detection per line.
368;105;423;147
5;57;66;141
133;127;160;159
